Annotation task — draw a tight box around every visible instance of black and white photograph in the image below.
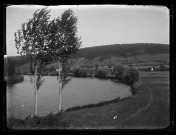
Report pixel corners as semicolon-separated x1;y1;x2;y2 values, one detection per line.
4;5;170;129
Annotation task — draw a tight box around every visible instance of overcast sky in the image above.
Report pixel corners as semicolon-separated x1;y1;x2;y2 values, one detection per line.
6;5;169;56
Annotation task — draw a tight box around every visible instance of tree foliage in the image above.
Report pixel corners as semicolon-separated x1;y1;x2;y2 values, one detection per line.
15;7;52;68
72;68;88;77
46;9;81;60
14;7;56;90
123;68;139;85
113;65;139;86
113;65;127;80
47;9;81;89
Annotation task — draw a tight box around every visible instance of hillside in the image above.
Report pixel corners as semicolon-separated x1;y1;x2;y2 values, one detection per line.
70;43;169;59
70;43;169;68
4;43;169;73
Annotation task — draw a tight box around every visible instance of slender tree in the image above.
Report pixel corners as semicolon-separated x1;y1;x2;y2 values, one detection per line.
48;9;81;113
14;7;53;116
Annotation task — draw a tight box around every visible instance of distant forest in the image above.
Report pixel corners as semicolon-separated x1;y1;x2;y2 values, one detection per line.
5;43;169;67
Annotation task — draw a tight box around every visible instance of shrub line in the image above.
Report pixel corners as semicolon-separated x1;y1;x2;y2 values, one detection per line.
6;75;24;85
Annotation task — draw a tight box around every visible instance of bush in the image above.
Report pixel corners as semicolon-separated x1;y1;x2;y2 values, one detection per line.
113;65;139;86
123;68;139;95
87;68;94;77
72;68;88;77
113;65;127;81
129;82;140;95
123;72;133;85
7;75;24;85
80;68;88;77
94;68;107;78
123;68;139;85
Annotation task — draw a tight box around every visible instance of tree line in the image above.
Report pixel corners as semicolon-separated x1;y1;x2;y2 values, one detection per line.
71;65;139;95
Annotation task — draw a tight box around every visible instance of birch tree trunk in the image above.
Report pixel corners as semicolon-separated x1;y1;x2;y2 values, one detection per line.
34;65;38;116
58;85;62;112
57;60;62;113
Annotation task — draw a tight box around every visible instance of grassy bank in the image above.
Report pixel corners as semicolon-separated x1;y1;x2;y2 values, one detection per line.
65;97;123;112
117;71;170;129
61;82;148;128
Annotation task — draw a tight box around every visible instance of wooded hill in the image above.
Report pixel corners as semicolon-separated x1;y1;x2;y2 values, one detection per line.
4;43;169;72
70;43;169;59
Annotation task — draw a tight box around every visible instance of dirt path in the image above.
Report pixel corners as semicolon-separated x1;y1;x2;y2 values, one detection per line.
115;82;153;128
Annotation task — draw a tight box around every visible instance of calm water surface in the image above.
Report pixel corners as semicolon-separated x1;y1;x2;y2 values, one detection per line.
7;75;131;119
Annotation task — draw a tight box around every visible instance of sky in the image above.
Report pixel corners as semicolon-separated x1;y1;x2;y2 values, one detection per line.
6;5;169;56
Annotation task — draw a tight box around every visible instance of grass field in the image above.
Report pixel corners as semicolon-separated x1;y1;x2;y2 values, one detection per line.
117;71;170;129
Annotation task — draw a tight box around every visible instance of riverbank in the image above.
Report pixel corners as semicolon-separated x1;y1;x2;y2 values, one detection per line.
7;79;148;129
5;75;24;85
